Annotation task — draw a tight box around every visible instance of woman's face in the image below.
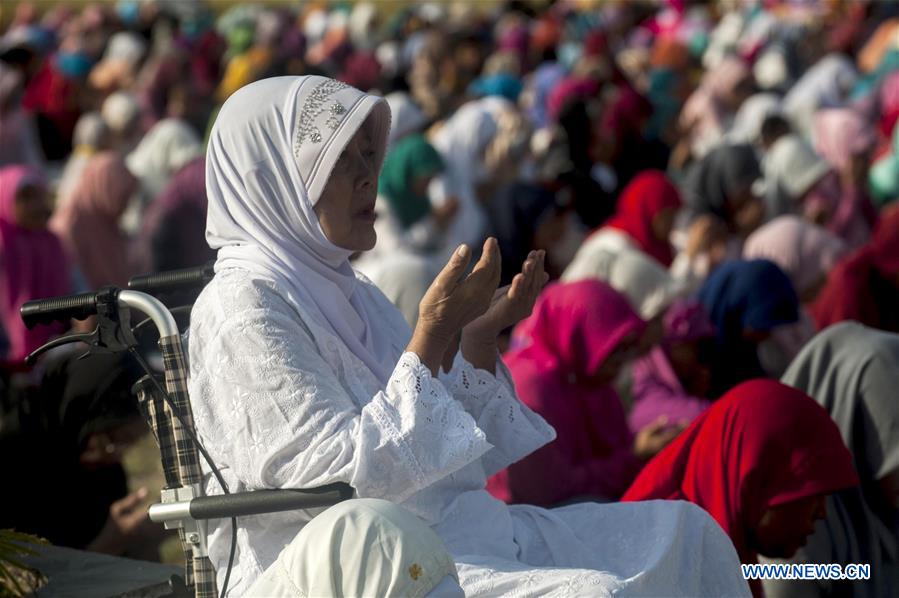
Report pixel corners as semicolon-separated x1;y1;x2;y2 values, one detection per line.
876;467;899;513
666;339;712;398
742;328;771;343
14;183;52;230
730;191;765;236
79;417;148;469
592;330;644;384
750;494;828;559
411;173;436;198
799;275;828;304
314;119;379;252
651;206;677;243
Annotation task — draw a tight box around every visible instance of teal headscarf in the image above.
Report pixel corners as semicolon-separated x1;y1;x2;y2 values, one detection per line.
869;124;899;206
852;49;899;100
378;135;444;230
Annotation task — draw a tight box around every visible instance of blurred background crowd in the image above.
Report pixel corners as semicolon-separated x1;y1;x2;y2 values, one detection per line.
0;0;898;595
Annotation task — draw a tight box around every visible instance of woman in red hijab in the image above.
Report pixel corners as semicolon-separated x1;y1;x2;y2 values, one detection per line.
603;170;682;267
622;379;858;595
487;280;681;506
810;204;899;333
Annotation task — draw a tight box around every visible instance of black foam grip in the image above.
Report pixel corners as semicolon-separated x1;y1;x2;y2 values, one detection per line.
128;263;215;295
20;292;98;329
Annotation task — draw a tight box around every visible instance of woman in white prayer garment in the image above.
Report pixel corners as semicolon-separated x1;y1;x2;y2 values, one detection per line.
189;75;751;597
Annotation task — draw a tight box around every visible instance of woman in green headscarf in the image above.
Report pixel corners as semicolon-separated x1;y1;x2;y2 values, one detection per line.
354;134;454;327
375;133;453;250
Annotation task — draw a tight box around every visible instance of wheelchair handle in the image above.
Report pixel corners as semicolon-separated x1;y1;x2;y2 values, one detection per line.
128;263;215;296
21;289;179;338
20;290;99;329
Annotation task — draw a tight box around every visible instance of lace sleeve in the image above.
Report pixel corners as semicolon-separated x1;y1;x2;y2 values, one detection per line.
190;301;491;504
439;353;555;477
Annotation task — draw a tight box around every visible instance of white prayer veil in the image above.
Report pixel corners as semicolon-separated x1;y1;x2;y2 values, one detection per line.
205;76;397;382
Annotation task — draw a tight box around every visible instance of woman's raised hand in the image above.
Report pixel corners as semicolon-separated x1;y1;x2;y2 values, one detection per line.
460;250;549;373
407;238;501;374
465;250;548;341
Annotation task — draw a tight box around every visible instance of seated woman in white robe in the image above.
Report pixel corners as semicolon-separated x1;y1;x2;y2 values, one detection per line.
189;75;750;597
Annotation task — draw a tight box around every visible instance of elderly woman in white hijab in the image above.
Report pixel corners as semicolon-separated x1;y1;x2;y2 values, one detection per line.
189;75;750;597
762;323;899;598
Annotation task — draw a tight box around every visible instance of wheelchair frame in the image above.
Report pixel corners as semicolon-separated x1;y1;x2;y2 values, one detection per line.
21;264;353;598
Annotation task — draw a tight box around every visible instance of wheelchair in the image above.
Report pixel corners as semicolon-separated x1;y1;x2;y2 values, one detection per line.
21;263;353;598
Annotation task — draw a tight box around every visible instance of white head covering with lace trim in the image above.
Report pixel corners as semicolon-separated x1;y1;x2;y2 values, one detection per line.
205;76;396;382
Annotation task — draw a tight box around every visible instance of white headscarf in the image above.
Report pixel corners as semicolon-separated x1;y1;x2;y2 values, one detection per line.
429;97;507;258
385;92;427;149
102;31;147;67
726;92;782;146
760;134;831;218
206;76;397;382
126;117;203;199
101;91;140;134
782;54;858;134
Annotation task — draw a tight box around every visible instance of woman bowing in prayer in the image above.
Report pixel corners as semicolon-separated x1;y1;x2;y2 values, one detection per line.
487;280;683;507
811;205;899;334
761;323;899;598
742;216;849;375
696;259;800;397
189;76;749;596
562;170;684;320
628;299;718;436
680;143;766;238
623;379;859;597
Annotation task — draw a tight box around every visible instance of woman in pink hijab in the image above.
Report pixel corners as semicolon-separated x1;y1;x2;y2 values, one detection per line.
50;152;138;289
487;280;681;506
807;109;879;248
0;164;71;363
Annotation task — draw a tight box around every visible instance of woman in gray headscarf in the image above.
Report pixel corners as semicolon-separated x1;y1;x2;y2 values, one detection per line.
763;322;899;598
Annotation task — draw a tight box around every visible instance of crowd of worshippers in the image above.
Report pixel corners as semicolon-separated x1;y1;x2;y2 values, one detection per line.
1;0;898;596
